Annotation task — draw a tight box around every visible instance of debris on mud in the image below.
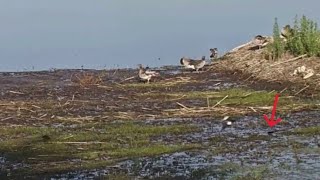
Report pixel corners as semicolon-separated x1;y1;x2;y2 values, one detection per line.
214;40;320;98
1;36;320;179
293;65;315;79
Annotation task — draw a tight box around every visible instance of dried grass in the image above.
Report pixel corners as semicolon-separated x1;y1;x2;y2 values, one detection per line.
214;38;320;89
71;72;105;87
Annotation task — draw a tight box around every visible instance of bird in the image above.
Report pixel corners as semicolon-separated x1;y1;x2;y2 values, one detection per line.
221;116;233;131
252;35;268;49
281;25;294;39
138;64;159;83
145;66;160;76
210;48;218;60
180;56;206;73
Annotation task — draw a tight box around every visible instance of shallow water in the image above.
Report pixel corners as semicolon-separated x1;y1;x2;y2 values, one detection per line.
1;1;320;71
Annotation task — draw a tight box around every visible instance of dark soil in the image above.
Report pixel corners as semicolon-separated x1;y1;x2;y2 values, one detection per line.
0;66;319;179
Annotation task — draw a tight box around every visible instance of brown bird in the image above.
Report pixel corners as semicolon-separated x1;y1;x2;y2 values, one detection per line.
253;35;268;49
180;56;206;73
281;25;294;39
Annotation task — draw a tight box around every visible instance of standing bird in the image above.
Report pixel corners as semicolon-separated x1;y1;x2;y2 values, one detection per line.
210;48;218;61
138;64;159;83
281;25;294;39
180;56;206;73
252;35;268;49
220;116;233;131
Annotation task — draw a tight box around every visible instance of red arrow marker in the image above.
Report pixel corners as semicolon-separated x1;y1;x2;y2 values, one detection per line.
263;93;282;127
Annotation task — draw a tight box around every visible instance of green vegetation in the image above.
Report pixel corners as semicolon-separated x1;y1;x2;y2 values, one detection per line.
0;122;200;176
232;165;270;180
288;126;320;136
268;15;320;59
141;88;301;107
287;15;320;57
268;17;285;60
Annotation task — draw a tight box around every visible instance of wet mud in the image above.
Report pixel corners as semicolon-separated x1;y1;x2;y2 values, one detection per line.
0;66;319;179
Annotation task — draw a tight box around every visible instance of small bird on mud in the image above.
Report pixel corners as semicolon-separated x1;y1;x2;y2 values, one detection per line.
221;116;233;131
180;56;206;73
138;64;159;83
210;48;218;60
252;35;268;49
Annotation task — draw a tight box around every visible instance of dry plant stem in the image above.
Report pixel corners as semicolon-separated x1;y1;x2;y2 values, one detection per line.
121;76;135;82
229;41;253;53
8;91;24;95
212;95;229;108
295;85;310;95
176;102;190;110
270;54;307;67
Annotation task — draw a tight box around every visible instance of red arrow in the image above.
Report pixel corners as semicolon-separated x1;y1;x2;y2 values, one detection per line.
263;93;282;127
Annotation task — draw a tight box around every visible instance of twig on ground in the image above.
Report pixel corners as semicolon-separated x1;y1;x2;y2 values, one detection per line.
176;102;190;110
8;91;24;95
121;76;135;82
249;107;257;112
54;141;107;144
295;85;309;95
270;54;307;67
0;117;13;121
280;87;288;93
32;105;41;109
212;95;228;108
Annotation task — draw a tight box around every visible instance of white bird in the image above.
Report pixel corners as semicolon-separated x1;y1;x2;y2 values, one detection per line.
138;64;159;83
221;116;233;131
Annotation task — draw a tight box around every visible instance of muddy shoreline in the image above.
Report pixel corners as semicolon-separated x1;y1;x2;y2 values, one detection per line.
0;66;319;179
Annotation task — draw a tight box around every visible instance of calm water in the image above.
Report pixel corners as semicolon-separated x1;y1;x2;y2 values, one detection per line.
0;0;319;71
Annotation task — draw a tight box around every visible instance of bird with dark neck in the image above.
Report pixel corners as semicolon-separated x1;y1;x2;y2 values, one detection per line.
281;25;294;39
180;56;206;73
253;35;268;49
210;48;218;60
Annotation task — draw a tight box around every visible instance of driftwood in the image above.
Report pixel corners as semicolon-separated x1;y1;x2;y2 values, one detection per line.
270;54;307;67
229;41;252;53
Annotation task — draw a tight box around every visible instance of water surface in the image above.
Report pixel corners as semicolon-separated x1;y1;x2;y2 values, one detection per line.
0;0;319;71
